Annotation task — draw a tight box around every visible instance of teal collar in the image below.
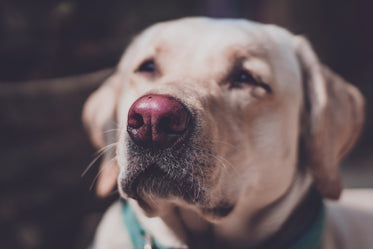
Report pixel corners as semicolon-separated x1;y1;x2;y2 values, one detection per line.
121;199;175;249
121;199;326;249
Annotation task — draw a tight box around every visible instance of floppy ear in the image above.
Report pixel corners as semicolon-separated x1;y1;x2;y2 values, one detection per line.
82;73;121;197
294;36;365;199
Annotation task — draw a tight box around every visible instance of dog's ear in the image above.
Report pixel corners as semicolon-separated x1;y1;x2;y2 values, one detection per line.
82;73;121;197
294;36;365;199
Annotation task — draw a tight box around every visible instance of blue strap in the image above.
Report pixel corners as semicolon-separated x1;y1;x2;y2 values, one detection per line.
121;199;325;249
122;199;172;249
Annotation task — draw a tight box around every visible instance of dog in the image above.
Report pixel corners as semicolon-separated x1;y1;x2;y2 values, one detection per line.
82;17;373;249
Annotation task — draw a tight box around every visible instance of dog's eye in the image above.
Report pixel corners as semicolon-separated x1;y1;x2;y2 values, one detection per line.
230;70;258;88
230;70;271;93
136;60;156;73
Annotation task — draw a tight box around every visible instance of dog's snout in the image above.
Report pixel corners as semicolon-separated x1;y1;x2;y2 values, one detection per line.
127;94;191;149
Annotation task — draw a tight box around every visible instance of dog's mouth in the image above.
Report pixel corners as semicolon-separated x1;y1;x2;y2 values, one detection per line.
120;161;236;218
119;135;241;219
121;162;202;203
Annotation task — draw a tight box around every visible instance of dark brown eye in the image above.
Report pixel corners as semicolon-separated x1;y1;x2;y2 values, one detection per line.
230;70;258;89
137;60;156;73
230;70;271;93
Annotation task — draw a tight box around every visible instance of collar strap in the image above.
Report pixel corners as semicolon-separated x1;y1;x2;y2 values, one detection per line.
283;198;326;249
121;199;326;249
121;199;174;249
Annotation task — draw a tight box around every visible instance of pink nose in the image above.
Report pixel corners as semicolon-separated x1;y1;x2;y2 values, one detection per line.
127;94;191;149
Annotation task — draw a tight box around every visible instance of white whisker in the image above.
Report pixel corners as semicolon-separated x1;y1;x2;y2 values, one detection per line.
89;156;118;191
81;142;118;177
103;128;121;134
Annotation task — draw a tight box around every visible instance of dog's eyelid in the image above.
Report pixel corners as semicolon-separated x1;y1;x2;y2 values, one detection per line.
256;80;272;94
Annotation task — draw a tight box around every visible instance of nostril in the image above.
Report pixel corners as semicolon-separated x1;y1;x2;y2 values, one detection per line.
159;113;190;134
128;113;144;129
158;116;173;133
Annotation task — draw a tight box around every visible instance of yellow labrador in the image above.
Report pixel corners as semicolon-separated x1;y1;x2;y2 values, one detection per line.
83;17;372;249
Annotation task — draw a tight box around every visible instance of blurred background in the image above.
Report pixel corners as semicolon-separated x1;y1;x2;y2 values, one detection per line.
0;0;372;248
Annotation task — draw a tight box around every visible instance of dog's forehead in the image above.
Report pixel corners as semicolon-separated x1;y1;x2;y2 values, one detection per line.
138;18;273;53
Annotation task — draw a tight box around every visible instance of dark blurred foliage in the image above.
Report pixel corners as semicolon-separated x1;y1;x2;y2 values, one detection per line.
0;1;372;249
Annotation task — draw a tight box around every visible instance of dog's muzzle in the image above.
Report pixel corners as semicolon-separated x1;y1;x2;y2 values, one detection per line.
122;94;203;203
121;94;235;216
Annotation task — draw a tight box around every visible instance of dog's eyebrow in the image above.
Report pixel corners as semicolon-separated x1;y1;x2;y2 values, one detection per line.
223;43;266;59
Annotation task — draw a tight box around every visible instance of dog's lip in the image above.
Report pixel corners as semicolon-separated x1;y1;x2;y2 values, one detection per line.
120;164;154;199
121;160;204;204
202;203;235;218
121;163;172;199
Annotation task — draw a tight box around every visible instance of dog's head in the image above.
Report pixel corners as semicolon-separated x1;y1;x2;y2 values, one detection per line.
83;17;364;220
